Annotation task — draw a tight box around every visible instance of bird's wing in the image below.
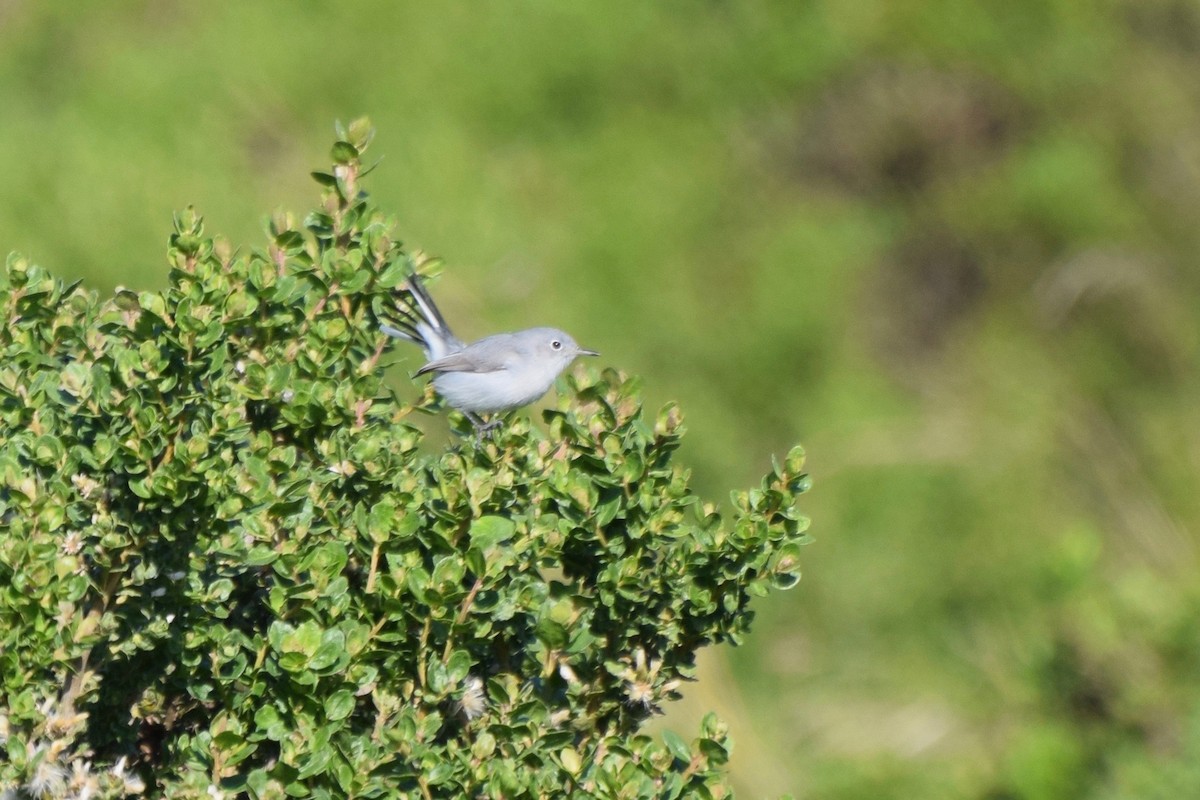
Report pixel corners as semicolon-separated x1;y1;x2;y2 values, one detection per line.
415;345;510;376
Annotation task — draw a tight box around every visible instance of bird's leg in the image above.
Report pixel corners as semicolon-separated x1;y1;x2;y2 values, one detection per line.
464;411;502;438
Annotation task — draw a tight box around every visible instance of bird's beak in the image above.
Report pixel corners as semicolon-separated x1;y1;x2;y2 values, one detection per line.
579;348;600;357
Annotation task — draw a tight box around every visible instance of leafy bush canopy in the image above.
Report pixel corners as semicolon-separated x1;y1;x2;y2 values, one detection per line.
0;119;810;799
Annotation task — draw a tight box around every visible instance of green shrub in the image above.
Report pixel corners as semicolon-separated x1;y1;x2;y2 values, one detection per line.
0;119;810;799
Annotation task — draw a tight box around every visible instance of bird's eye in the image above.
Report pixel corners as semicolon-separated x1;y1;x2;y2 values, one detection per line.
551;340;562;350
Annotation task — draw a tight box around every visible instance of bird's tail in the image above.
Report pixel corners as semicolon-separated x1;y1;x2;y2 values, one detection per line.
381;266;464;360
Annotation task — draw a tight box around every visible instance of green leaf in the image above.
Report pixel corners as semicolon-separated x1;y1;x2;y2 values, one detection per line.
300;542;349;584
431;554;465;591
245;545;279;567
445;649;472;684
469;515;516;550
331;141;358;165
472;731;497;759
296;745;333;780
254;704;288;741
661;730;691;763
427;761;455;786
534;618;568;649
278;620;322;657
138;290;168;319
346;116;374;149
325;689;355;721
367;499;396;542
309;629;347;672
559;746;582;775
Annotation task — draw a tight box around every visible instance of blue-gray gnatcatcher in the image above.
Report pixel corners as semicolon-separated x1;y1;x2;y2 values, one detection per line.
381;272;598;431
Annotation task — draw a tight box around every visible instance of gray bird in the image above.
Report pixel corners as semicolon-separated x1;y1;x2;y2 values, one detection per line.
381;272;598;432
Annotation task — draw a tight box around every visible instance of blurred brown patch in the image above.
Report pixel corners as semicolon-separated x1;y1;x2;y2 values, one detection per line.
1123;0;1200;54
867;229;988;374
1040;637;1116;725
789;65;1022;198
243;121;289;175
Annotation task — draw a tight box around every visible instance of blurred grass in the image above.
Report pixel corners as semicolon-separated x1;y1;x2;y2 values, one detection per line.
5;1;1200;797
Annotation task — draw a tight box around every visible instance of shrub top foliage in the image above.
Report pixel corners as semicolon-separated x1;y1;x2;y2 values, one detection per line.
0;119;810;799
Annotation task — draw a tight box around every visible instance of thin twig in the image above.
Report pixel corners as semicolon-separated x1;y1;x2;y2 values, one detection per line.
442;577;483;662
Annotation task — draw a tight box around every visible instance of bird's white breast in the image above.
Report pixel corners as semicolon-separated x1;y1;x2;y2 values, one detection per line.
432;360;562;413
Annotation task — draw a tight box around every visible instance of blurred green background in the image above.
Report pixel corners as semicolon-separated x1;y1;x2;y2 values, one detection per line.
5;2;1200;797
